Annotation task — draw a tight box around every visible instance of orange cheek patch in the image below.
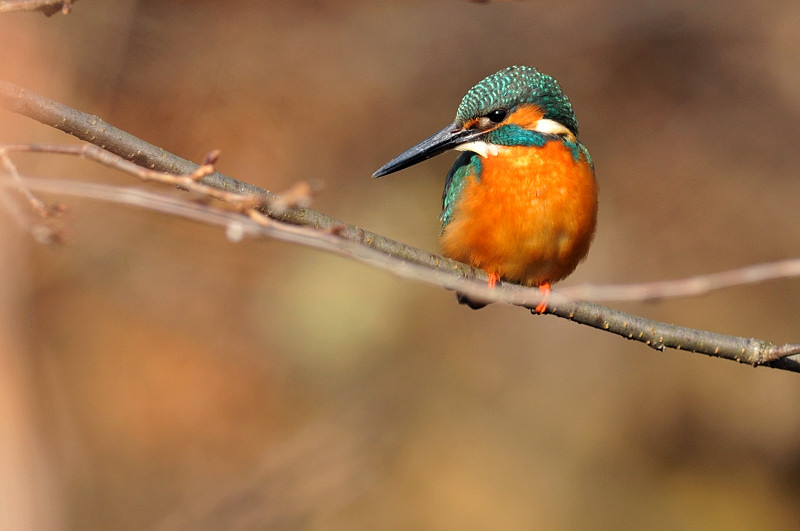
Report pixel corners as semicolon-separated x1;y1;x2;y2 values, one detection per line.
462;117;479;130
461;104;544;132
504;104;545;129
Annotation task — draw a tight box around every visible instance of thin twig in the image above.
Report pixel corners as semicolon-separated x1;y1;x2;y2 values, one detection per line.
1;143;265;208
558;262;800;301
0;146;65;242
0;147;50;215
0;0;74;15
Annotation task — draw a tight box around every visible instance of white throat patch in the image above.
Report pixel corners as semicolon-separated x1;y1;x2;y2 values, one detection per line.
454;141;501;158
454;119;575;158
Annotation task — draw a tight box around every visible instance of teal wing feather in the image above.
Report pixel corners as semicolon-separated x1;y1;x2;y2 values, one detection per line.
441;152;480;230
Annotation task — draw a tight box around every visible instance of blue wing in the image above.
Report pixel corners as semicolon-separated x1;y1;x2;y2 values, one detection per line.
441;152;480;230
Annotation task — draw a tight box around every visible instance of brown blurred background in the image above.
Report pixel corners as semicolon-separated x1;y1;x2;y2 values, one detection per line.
2;0;800;529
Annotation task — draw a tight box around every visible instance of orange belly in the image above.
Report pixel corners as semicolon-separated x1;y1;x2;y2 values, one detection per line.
439;142;597;286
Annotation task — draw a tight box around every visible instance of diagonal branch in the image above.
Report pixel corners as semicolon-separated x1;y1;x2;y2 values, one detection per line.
2;80;799;372
0;81;478;280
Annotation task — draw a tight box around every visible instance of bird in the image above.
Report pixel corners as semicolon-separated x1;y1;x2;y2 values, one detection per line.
373;66;597;312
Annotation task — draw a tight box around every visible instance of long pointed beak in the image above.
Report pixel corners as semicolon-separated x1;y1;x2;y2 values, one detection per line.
373;122;481;178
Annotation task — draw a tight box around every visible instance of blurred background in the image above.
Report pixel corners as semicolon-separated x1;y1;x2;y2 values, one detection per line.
2;0;800;529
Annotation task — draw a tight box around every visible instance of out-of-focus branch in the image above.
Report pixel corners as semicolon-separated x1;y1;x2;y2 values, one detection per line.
557;261;800;302
2;81;800;372
0;0;74;15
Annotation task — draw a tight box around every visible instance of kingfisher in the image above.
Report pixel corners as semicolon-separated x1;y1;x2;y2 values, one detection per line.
373;66;597;311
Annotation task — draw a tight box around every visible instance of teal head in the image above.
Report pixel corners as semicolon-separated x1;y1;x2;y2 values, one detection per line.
373;65;582;178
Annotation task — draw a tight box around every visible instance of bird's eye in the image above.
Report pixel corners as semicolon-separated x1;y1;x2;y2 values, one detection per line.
486;109;507;123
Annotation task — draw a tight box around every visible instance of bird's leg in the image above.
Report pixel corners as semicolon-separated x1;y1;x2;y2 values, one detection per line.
534;281;551;314
487;272;500;288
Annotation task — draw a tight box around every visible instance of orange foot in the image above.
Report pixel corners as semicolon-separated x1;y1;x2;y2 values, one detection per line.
534;281;551;314
487;272;500;288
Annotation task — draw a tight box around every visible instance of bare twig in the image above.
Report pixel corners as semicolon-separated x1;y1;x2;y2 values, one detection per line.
557;262;800;302
0;146;66;242
1;143;266;208
0;147;50;216
2;81;800;372
0;0;74;15
270;180;323;216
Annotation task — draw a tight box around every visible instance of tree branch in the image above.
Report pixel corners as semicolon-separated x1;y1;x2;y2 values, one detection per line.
0;81;475;278
2;80;799;372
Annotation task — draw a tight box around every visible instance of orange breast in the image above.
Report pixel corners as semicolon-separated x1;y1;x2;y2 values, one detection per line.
439;141;597;286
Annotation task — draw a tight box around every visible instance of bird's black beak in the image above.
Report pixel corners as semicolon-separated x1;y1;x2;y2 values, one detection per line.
373;122;481;178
